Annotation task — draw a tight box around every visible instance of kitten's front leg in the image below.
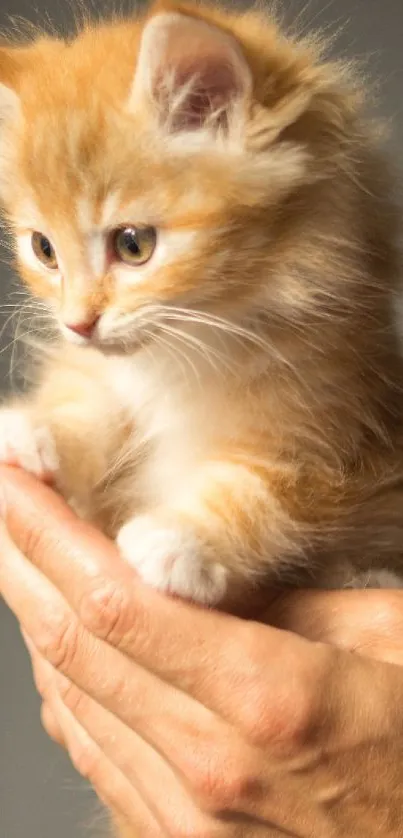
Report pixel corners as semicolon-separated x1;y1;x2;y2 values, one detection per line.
117;460;299;605
0;360;131;526
118;510;229;604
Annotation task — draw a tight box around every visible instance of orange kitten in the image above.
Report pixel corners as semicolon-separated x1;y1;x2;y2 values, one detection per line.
0;0;403;619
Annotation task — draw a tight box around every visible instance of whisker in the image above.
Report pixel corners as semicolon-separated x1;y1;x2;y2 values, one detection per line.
158;326;204;388
157;305;294;370
160;322;229;380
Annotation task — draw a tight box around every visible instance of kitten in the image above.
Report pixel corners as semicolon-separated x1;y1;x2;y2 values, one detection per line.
0;0;403;618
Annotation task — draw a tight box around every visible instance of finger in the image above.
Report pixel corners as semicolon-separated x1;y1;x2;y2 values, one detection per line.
25;624;260;824
0;467;316;724
265;589;403;665
42;689;165;837
43;668;339;838
29;633;332;834
6;528;253;800
41;701;66;747
1;520;181;735
33;652;229;838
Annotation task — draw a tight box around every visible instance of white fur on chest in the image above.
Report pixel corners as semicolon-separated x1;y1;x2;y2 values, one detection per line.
106;352;219;504
107;352;205;437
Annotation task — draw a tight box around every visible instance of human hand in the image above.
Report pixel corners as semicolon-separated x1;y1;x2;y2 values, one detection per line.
1;467;403;837
264;585;403;666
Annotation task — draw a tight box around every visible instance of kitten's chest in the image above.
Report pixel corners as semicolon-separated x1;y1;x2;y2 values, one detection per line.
109;354;210;438
107;355;223;497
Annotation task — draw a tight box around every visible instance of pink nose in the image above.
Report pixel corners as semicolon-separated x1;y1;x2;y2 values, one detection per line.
65;317;99;338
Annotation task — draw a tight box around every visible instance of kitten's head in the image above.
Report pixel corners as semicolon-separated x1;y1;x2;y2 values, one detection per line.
0;2;371;356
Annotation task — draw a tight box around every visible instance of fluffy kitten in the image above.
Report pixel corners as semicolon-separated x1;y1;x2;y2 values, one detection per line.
0;0;403;617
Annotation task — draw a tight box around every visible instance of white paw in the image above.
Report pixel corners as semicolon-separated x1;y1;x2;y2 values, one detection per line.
117;514;228;605
0;408;59;480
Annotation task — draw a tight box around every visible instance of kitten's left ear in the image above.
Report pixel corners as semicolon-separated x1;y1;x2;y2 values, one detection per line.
130;11;252;136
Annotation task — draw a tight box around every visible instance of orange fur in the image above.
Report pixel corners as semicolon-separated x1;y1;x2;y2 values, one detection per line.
1;2;403;832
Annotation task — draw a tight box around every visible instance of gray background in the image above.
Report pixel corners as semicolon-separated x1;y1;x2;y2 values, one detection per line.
0;1;402;836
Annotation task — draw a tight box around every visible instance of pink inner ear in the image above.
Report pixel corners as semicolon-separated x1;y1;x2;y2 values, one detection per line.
159;57;241;130
137;13;251;133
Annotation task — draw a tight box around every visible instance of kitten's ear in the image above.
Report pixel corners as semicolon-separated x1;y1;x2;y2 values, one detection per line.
0;50;21;197
0;48;21;118
131;12;252;135
0;81;19;125
0;49;21;144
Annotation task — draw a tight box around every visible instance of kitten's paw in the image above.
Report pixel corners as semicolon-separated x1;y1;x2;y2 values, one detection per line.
117;514;228;604
0;409;59;481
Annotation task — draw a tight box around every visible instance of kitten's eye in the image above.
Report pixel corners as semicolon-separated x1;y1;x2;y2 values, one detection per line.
112;226;156;266
31;232;58;270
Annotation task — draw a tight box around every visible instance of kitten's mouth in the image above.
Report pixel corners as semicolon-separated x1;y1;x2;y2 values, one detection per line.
61;316;159;354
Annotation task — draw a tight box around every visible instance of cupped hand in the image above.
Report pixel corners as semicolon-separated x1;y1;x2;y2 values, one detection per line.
1;466;403;837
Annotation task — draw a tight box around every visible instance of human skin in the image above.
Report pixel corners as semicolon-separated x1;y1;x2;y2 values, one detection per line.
1;466;403;837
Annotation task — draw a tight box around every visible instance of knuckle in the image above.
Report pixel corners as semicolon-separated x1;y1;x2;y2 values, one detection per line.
34;611;80;673
19;517;44;559
236;684;273;747
229;627;275;747
234;627;314;752
57;678;88;717
241;676;312;752
78;578;132;644
191;749;258;812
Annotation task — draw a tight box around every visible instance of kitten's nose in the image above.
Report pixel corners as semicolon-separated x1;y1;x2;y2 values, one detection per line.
65;316;99;338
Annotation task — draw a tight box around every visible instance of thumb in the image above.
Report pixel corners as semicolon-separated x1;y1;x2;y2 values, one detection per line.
264;588;403;665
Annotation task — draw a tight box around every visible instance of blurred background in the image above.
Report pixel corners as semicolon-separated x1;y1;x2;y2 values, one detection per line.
0;1;402;836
